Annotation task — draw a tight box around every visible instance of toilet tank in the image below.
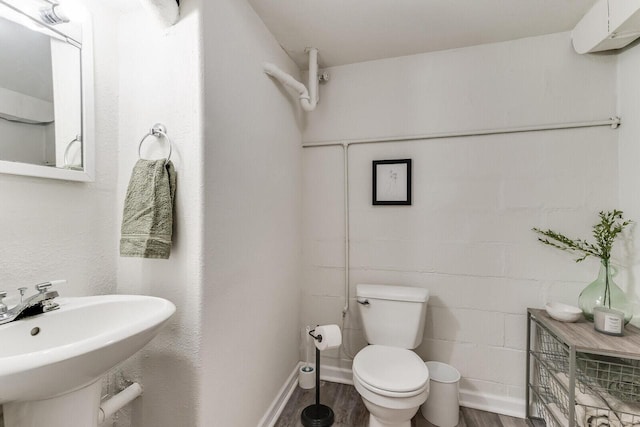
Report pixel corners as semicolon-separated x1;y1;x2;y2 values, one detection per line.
357;284;429;349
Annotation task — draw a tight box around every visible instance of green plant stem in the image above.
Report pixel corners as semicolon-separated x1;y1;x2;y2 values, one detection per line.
604;259;611;308
532;210;631;310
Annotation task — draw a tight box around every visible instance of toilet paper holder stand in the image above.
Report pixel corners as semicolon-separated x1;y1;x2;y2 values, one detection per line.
307;328;323;342
301;328;335;427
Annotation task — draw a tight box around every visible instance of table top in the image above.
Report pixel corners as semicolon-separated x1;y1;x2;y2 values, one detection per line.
529;308;640;358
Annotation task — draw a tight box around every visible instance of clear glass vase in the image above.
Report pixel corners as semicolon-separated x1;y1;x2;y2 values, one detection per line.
579;260;632;324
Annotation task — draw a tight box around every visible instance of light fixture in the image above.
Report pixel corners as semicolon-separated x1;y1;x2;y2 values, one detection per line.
39;3;68;25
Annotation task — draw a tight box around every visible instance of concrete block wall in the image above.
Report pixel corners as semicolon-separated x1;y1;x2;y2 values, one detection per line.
617;35;640;311
301;32;619;415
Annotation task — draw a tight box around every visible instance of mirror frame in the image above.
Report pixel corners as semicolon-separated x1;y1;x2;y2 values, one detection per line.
0;0;94;182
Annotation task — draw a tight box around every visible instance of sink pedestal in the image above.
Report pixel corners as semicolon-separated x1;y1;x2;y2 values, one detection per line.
4;381;102;427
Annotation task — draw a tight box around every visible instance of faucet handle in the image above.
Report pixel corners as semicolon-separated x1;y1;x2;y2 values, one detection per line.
35;280;65;293
36;283;52;293
48;280;66;287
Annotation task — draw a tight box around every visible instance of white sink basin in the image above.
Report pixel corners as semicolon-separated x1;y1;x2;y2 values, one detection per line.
0;294;175;404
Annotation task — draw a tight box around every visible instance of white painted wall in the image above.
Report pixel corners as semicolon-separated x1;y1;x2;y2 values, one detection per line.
0;2;632;425
301;32;619;415
0;30;55;166
0;18;53;102
617;41;640;319
0;85;54;167
0;4;120;423
0;0;119;299
199;0;303;425
114;1;204;426
0;120;51;165
0;87;54;124
51;39;82;168
0;1;120;423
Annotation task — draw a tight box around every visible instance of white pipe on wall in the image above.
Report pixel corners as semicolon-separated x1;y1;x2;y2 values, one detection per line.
306;48;318;111
137;0;179;27
342;143;350;317
302;115;621;360
98;383;143;424
263;48;319;112
263;63;310;100
303;117;621;148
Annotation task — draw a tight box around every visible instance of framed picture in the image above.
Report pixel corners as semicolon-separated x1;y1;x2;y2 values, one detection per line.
372;159;412;205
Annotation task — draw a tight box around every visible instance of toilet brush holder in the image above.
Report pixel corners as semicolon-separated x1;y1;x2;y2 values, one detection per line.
299;326;315;390
301;329;335;427
298;365;315;390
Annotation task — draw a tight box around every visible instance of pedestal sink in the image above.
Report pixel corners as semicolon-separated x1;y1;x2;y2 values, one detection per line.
0;295;176;427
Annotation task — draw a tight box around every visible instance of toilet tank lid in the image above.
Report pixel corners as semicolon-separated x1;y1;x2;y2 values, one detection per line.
357;284;429;302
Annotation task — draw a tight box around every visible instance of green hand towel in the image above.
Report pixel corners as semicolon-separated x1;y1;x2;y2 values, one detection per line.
120;159;176;259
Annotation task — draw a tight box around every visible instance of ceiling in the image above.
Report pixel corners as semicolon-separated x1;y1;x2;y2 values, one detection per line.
247;0;599;70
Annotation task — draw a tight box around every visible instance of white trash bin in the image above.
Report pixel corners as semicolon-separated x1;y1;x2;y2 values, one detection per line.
421;361;461;427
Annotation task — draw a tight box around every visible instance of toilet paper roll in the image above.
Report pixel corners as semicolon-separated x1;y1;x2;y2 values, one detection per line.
314;324;342;351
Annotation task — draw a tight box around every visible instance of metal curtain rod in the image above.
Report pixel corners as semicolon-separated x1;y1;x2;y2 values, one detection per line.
302;116;621;148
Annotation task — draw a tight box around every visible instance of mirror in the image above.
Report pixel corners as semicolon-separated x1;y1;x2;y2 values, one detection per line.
0;0;94;181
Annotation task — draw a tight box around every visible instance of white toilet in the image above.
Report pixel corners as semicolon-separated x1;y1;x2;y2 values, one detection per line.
353;284;430;427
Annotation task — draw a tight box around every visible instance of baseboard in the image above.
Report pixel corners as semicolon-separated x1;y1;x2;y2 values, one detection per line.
318;364;353;385
258;362;301;427
257;362;352;427
314;363;527;419
459;389;525;419
257;362;526;426
319;364;526;418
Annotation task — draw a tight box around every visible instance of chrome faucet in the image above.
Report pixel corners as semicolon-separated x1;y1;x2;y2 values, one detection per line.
0;280;64;326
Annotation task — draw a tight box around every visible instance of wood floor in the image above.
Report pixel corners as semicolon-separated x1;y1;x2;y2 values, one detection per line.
275;381;532;427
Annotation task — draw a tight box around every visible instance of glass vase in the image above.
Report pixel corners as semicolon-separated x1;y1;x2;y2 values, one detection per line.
578;260;632;325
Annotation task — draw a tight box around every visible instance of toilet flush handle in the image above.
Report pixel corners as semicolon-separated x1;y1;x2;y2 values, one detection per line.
357;299;370;306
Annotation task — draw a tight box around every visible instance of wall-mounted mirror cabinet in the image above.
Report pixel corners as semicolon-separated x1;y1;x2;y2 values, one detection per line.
0;0;94;181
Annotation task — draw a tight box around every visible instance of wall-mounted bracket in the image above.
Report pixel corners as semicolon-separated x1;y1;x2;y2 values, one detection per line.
137;0;179;27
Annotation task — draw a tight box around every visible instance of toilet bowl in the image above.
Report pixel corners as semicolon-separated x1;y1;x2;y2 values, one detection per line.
352;345;430;427
353;284;431;427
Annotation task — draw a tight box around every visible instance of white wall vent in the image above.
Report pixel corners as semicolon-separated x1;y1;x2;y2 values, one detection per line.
572;0;640;54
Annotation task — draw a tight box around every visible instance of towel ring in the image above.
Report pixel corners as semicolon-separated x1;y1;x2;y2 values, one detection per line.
63;135;82;169
138;123;173;165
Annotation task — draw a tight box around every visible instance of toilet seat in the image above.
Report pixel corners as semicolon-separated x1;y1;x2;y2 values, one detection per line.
353;345;429;398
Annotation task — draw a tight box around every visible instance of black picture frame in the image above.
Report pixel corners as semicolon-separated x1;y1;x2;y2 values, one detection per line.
372;159;412;205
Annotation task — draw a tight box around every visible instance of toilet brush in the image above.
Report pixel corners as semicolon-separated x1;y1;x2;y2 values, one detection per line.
301;328;335;427
304;326;312;371
298;327;315;390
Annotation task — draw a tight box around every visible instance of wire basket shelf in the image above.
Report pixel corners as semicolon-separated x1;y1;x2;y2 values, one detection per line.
530;320;640;426
533;322;640;402
531;384;568;427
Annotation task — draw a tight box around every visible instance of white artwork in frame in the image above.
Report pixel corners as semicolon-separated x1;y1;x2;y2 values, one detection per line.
372;159;411;205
